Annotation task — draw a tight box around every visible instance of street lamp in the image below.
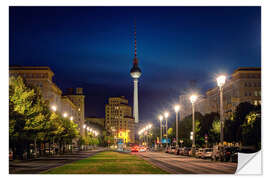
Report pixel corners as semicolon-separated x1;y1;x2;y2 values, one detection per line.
51;105;57;112
217;75;226;149
83;124;86;129
158;115;163;148
189;94;197;156
164;111;169;148
70;116;73;121
63;112;68;118
174;105;180;148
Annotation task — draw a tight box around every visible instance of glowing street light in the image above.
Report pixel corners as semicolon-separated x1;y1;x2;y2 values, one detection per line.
174;104;180;148
70;116;73;121
83;124;86;129
217;75;226;150
190;94;197;156
217;75;226;87
189;95;198;104
63;112;68;118
51;105;57;112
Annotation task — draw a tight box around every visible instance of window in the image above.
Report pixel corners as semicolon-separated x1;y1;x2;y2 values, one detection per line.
254;100;258;106
254;91;258;96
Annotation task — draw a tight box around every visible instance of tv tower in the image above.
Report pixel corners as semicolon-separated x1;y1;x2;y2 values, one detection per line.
130;22;141;124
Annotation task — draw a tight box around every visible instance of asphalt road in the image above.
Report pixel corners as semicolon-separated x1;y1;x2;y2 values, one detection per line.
9;148;106;174
134;151;237;174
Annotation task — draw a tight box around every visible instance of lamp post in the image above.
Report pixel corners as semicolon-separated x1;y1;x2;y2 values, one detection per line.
159;115;163;149
164;112;169;148
217;75;226;149
189;94;197;156
174;105;180;148
148;124;152;148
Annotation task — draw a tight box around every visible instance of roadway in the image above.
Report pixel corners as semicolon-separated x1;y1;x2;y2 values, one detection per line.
134;151;237;174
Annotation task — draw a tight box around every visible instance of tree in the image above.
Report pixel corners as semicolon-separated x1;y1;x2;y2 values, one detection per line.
9;76;51;159
241;108;261;151
233;102;257;142
178;112;203;147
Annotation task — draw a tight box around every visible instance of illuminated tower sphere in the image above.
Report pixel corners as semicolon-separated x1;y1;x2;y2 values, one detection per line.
130;22;141;124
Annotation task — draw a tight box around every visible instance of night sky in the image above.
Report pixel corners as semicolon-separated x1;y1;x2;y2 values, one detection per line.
9;6;261;126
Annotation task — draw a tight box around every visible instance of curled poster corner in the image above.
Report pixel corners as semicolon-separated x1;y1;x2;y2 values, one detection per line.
236;150;262;175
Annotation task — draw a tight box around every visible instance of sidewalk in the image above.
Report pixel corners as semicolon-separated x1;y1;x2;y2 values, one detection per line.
9;148;106;174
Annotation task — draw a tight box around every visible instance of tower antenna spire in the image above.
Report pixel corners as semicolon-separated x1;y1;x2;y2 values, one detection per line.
133;20;138;65
134;20;137;58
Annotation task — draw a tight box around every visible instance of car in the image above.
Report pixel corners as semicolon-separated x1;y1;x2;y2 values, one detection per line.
45;148;55;155
195;148;204;158
131;146;139;152
201;148;213;159
174;147;182;155
211;145;224;161
183;147;191;156
139;146;147;152
168;146;176;154
178;148;185;155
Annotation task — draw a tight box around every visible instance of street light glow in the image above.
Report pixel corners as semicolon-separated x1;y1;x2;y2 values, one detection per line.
63;112;68;118
189;95;198;104
83;124;86;129
51;105;57;112
174;104;180;112
159;115;163;121
70;116;73;121
217;75;226;87
164;112;169;118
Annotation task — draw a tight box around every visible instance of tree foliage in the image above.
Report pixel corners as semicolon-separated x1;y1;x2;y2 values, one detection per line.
9;76;80;159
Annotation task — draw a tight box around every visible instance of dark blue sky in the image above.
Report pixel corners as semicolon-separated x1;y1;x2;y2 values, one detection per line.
9;6;261;126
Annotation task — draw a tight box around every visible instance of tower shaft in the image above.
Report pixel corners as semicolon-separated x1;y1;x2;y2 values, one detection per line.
133;79;139;123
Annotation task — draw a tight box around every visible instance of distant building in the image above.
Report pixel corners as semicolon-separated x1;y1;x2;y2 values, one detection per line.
9;66;85;137
105;96;135;143
65;88;85;137
179;67;261;120
179;94;192;120
85;117;105;127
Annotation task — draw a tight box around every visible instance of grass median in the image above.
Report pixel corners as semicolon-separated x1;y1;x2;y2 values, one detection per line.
43;151;168;174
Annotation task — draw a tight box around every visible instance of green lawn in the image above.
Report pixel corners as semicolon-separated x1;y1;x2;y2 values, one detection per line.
43;151;168;174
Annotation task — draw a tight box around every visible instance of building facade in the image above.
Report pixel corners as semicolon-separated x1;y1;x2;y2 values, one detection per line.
85;117;105;127
105;96;135;143
65;88;85;137
9;66;85;137
179;67;261;120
